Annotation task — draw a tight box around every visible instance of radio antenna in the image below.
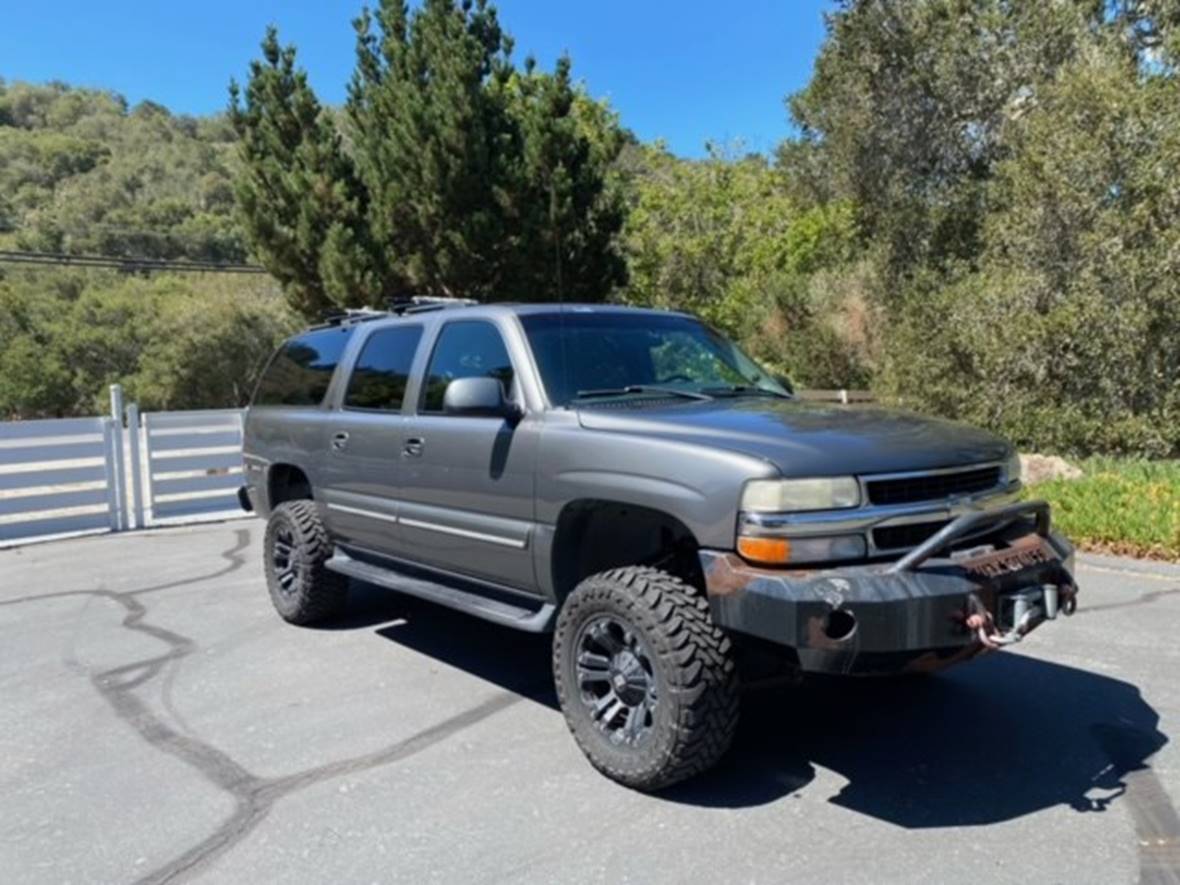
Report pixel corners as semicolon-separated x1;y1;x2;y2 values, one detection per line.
551;180;570;406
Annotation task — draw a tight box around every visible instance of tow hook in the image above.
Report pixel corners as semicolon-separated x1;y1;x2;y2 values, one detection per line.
965;583;1077;650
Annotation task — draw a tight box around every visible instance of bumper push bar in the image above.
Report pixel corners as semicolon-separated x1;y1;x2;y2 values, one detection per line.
700;500;1077;676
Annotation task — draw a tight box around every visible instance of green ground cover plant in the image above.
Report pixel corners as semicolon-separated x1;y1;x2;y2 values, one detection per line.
1032;458;1180;561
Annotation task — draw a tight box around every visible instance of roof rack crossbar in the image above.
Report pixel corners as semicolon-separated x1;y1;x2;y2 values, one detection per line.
316;307;390;328
314;296;479;328
389;295;479;315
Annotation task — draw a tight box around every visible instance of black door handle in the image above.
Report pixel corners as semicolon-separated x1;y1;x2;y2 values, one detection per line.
331;431;350;452
403;437;424;458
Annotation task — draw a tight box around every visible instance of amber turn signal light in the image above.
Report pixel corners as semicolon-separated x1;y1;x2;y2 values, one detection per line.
736;535;791;565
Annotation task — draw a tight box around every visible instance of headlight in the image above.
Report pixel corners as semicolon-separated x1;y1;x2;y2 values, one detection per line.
1004;452;1022;485
741;477;861;512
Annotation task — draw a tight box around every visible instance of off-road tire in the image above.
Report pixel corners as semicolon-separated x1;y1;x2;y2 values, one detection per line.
553;566;739;791
263;500;347;625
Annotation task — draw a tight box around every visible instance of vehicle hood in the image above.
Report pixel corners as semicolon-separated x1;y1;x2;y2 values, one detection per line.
575;399;1011;477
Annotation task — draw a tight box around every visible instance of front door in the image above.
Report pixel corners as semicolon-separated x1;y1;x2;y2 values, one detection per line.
318;323;424;556
394;319;539;592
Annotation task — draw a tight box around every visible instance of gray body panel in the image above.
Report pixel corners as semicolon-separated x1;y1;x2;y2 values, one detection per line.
396;413;539;589
575;399;1009;476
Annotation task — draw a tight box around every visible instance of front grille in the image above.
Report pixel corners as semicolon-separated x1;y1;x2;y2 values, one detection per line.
872;521;947;551
865;465;1002;506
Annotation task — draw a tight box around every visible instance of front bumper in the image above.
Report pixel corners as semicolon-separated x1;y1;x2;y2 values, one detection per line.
702;501;1077;676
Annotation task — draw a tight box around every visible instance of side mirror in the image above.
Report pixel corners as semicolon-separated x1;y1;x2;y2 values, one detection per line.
443;376;521;421
774;374;795;395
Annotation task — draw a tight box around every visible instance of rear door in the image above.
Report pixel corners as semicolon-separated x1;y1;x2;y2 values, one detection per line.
393;318;540;591
317;323;425;555
246;325;354;514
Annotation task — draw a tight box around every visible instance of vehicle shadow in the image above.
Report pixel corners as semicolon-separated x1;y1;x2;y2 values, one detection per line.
337;581;1169;825
668;654;1168;823
332;581;557;706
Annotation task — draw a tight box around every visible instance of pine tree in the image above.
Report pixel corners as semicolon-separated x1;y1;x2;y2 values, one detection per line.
348;0;516;298
348;0;625;300
232;2;626;311
499;56;627;301
229;28;388;317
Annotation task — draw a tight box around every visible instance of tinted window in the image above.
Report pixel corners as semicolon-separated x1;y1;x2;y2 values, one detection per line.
421;321;515;413
253;327;352;407
520;311;786;406
344;325;423;411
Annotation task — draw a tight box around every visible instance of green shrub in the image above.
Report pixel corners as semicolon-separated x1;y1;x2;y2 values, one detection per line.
1033;458;1180;560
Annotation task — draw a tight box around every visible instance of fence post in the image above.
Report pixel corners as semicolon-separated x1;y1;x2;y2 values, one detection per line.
840;388;849;405
108;384;127;531
125;402;145;529
141;411;156;525
101;418;121;531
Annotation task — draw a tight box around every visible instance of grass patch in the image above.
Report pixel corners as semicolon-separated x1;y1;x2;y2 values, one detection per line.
1029;457;1180;561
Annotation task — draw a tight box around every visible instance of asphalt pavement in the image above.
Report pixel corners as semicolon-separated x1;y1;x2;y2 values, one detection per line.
1;520;1178;884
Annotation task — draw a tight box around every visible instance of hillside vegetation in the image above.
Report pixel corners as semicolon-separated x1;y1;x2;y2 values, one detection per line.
0;80;297;416
1;0;1178;464
0;80;242;260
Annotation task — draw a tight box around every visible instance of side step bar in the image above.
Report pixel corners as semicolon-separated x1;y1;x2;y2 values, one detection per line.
325;550;556;633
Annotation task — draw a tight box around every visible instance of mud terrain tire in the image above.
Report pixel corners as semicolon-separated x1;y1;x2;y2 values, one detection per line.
263;500;347;625
553;566;739;791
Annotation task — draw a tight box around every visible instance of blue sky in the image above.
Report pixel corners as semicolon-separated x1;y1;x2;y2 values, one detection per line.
0;1;830;158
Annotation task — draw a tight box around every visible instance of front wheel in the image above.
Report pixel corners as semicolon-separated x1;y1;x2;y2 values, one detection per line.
552;566;739;791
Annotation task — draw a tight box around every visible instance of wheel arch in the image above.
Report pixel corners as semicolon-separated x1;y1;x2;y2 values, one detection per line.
549;498;704;603
265;462;313;513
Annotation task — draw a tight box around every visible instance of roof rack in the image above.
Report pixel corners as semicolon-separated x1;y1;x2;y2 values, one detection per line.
316;307;390;328
388;295;479;315
315;297;479;329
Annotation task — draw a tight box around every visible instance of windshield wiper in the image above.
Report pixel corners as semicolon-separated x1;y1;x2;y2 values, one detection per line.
573;385;714;402
700;384;793;399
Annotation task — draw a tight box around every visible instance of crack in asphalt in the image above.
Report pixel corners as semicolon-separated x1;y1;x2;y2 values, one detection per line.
2;528;524;884
138;692;521;885
1092;724;1180;885
0;528;255;610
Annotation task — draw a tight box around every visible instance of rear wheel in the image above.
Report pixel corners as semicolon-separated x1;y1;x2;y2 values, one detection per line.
263;500;347;624
552;566;739;791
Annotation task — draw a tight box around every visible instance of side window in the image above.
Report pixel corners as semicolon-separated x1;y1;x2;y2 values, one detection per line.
253;327;351;407
421;321;515;413
344;325;424;411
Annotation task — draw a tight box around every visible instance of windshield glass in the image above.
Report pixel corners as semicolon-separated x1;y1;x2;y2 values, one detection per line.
519;310;789;406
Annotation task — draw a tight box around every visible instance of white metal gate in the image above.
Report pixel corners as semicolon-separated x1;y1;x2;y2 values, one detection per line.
140;408;245;525
0;416;120;544
0;385;248;547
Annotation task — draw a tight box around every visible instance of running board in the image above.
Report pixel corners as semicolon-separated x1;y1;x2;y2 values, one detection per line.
326;551;556;633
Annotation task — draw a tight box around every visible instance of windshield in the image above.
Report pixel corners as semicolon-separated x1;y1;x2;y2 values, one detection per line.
519;310;789;406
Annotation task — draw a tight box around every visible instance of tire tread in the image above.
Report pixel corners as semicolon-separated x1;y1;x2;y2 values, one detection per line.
264;499;347;625
553;566;738;790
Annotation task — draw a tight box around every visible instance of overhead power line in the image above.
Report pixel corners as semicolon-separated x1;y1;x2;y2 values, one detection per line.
0;249;267;275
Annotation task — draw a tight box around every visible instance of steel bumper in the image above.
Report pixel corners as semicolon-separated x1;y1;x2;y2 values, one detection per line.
701;501;1077;676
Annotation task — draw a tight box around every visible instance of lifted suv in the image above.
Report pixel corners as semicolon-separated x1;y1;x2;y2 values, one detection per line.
241;299;1078;790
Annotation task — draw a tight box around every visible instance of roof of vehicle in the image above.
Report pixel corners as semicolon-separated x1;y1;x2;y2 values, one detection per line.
309;301;692;332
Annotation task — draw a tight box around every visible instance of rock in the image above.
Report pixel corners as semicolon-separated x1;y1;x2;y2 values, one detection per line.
1020;453;1083;485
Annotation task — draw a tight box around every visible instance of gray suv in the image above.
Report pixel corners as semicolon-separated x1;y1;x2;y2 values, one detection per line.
241;299;1078;790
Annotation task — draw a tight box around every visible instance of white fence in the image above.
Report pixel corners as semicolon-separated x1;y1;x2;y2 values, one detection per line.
0;386;247;547
0;416;120;543
142;409;245;524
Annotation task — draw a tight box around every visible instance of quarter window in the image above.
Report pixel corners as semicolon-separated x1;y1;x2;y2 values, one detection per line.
253;327;351;407
344;325;424;411
421;321;515;413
